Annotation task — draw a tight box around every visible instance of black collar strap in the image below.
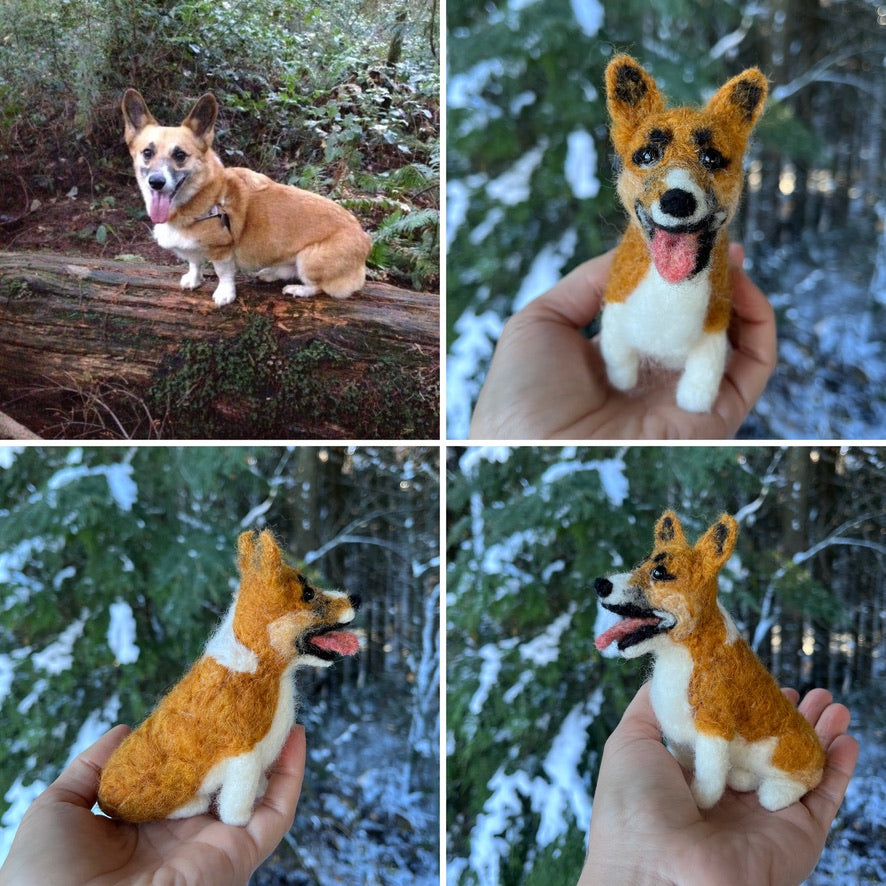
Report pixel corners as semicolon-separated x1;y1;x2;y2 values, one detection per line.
193;205;231;230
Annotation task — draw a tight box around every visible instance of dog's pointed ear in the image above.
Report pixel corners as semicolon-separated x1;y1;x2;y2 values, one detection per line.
121;89;157;145
655;510;686;547
605;55;665;150
696;514;739;571
182;93;218;146
237;530;258;573
256;529;283;574
706;68;768;140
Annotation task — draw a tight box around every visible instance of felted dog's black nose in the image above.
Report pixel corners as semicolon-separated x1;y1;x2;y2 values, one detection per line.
348;594;362;611
660;188;697;218
594;577;613;598
148;173;167;191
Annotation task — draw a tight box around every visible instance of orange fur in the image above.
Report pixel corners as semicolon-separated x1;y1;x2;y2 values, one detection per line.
98;529;359;824
596;511;825;811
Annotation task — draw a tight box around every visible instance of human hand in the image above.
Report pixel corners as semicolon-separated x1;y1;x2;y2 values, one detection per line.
578;682;859;886
469;244;776;439
0;723;306;886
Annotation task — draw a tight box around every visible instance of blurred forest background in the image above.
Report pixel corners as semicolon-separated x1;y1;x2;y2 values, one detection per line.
0;445;440;885
447;446;885;885
447;0;886;439
0;0;440;290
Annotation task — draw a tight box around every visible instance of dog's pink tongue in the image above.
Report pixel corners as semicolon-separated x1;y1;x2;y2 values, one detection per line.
149;191;173;224
312;631;359;656
595;617;660;651
650;229;699;283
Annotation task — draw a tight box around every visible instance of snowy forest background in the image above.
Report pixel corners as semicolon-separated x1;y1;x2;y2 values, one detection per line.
447;446;885;885
446;0;886;439
0;445;440;885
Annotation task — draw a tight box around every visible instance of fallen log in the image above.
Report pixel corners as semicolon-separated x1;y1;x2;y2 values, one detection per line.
0;252;439;439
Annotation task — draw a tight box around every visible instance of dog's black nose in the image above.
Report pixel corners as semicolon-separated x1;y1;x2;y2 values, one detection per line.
148;173;167;192
594;577;612;598
660;188;697;219
348;594;362;611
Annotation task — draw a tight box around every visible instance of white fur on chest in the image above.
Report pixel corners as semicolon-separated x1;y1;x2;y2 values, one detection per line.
153;222;203;255
610;265;711;367
649;643;697;746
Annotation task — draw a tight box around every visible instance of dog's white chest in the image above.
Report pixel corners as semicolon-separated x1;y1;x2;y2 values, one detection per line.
154;223;202;253
649;644;698;745
616;265;711;367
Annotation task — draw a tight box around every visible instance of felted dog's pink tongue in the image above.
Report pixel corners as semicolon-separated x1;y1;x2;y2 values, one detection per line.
595;616;660;651
149;191;173;224
312;631;359;656
650;229;699;283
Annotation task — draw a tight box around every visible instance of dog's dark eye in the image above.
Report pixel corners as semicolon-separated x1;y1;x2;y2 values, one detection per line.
699;147;727;171
171;147;188;164
141;147;154;161
301;585;315;603
632;144;662;167
651;565;668;580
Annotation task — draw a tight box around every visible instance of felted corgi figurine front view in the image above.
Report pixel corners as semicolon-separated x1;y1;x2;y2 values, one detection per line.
97;529;360;826
594;511;825;811
600;56;768;412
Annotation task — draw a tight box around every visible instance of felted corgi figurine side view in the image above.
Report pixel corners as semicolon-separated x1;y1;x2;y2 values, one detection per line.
600;56;768;412
121;89;372;306
594;510;825;811
97;529;360;826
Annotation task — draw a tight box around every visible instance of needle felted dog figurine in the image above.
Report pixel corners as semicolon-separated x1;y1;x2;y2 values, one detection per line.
98;529;360;826
600;56;768;412
121;89;371;306
594;510;824;811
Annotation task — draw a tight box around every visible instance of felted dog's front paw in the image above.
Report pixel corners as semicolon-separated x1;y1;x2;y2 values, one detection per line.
691;777;724;809
676;373;718;413
606;358;639;392
212;281;237;306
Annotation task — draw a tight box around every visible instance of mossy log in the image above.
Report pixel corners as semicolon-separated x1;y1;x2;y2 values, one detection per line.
0;252;439;439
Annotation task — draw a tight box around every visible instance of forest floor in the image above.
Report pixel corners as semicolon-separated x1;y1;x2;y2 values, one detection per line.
739;238;885;440
251;686;439;886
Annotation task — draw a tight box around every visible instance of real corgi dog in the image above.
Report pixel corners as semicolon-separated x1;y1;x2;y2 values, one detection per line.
594;510;824;811
121;89;372;307
97;529;360;826
600;56;768;412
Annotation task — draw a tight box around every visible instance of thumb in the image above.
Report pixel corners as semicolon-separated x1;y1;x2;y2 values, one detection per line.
43;724;131;809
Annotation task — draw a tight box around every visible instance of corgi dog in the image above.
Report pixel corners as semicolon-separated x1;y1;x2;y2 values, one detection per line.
98;529;360;826
600;56;768;412
594;511;824;812
121;89;371;307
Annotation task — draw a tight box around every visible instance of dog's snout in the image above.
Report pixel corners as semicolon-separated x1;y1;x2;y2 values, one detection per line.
594;577;613;598
348;593;362;611
659;188;696;219
148;172;167;192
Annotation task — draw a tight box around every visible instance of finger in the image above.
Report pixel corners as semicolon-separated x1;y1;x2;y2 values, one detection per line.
610;681;662;744
43;724;131;809
802;732;859;832
246;725;307;855
525;249;616;329
797;688;834;726
812;702;852;752
780;686;800;705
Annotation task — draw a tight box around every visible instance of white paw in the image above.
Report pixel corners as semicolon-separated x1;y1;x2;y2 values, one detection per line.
606;358;639;392
181;269;204;290
212;282;237;306
691;778;724;810
283;283;321;298
676;374;719;413
257;267;277;282
757;778;807;812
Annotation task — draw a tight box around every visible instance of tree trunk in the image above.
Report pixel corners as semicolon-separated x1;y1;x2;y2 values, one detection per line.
0;251;439;439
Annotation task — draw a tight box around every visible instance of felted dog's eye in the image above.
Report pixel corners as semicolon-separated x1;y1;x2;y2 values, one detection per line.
651;565;668;580
171;147;188;164
301;585;315;603
632;144;662;167
699;147;727;171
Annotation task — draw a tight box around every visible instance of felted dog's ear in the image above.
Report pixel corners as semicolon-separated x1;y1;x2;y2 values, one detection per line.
605;55;665;150
237;530;258;572
182;93;219;146
121;89;157;144
706;68;768;140
256;529;283;573
655;510;686;546
696;514;738;570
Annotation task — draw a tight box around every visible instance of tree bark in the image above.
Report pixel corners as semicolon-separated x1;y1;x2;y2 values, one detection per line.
0;251;439;439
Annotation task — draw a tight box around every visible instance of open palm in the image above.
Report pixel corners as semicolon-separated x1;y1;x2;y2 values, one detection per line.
580;683;859;886
470;245;776;440
0;724;306;886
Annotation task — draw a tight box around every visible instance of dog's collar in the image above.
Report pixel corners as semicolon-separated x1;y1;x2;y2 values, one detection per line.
193;204;231;230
